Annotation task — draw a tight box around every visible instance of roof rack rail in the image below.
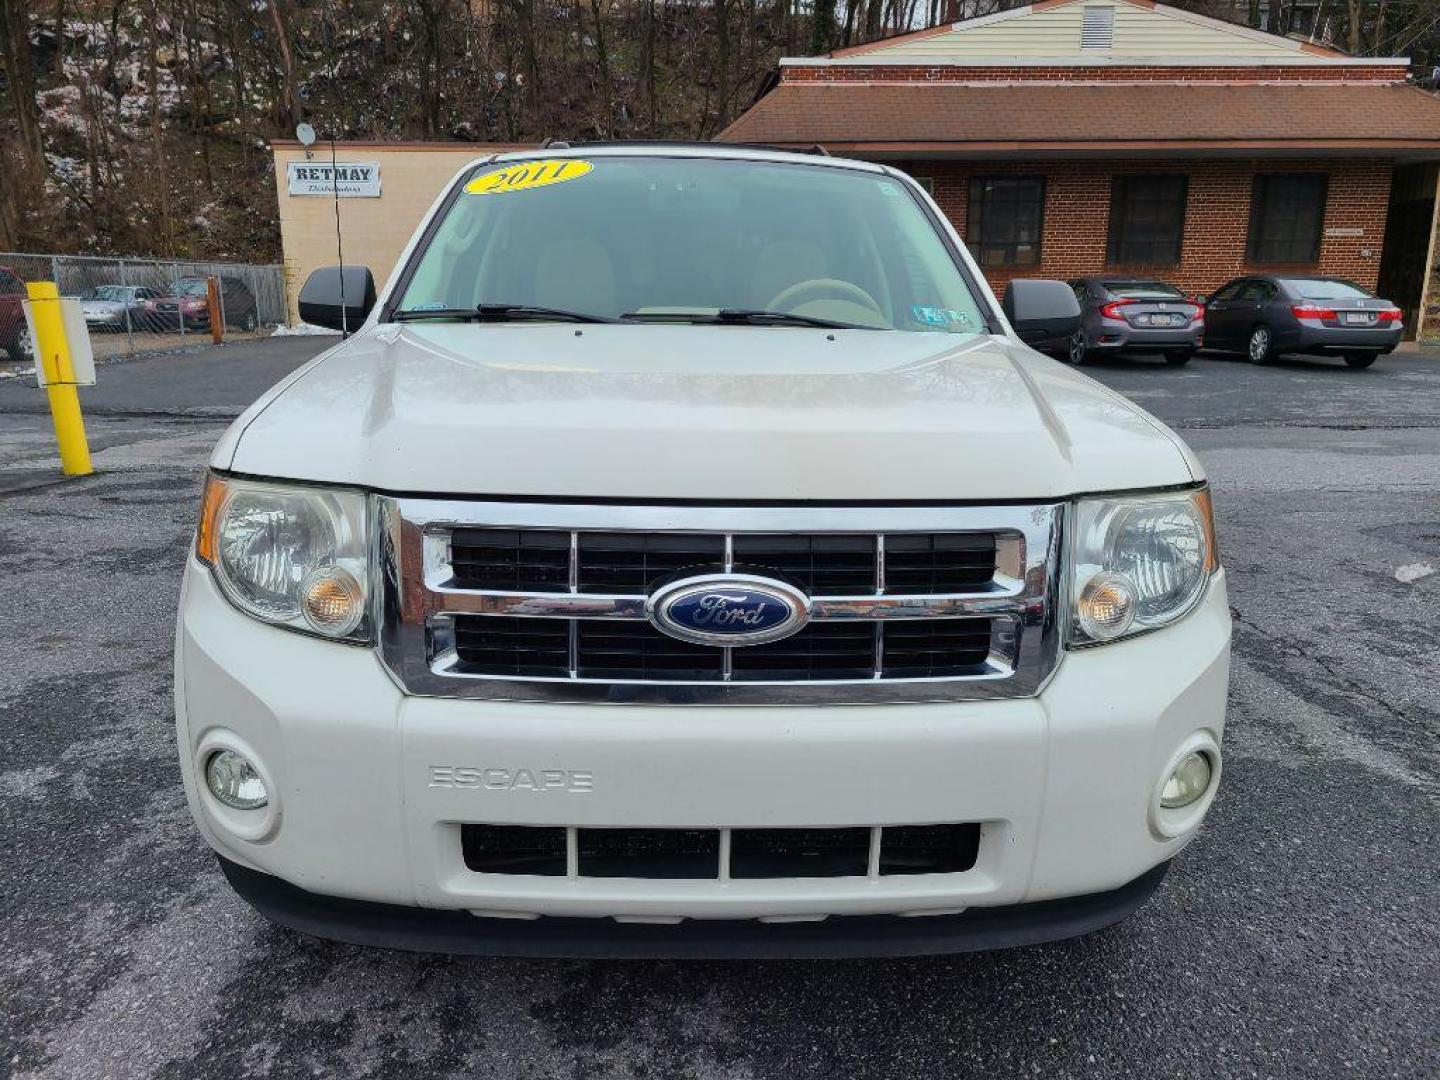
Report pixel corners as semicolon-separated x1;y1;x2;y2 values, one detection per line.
562;139;832;156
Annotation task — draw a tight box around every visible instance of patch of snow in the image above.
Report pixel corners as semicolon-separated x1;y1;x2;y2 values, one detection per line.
272;323;341;337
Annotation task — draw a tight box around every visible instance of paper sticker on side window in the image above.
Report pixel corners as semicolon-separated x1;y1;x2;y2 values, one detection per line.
465;159;593;196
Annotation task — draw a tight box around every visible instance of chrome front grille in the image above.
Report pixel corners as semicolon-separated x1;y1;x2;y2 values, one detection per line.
376;500;1064;705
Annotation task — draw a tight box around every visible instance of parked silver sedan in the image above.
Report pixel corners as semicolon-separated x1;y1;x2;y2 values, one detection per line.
1065;278;1204;366
80;285;162;331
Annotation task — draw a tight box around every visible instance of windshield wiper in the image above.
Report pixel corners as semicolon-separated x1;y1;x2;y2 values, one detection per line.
620;308;883;330
393;303;616;324
393;307;479;322
476;303;617;324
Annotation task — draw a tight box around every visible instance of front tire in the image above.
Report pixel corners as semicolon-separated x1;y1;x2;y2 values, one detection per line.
1067;329;1090;366
1164;349;1193;366
1344;352;1378;369
1247;325;1275;365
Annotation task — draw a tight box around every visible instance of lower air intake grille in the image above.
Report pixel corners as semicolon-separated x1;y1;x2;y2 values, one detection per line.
729;827;871;879
461;823;568;876
579;828;719;879
450;616;994;682
459;823;982;879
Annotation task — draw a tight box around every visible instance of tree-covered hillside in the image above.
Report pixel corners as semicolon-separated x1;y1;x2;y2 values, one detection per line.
1;0;1431;262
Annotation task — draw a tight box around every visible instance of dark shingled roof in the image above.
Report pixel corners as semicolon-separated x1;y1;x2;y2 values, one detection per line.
718;81;1440;152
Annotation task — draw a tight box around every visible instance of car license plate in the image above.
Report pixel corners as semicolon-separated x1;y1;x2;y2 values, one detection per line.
1344;312;1369;325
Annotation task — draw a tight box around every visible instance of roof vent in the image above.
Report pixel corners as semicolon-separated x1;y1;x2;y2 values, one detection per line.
1081;5;1115;49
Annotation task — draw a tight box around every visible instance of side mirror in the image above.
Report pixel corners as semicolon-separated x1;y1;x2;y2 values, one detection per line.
1001;278;1081;347
298;265;376;334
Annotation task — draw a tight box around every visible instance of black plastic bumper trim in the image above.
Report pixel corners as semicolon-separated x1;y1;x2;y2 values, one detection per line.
217;855;1171;959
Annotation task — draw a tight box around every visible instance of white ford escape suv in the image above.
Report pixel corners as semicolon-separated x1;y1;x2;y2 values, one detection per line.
176;145;1228;958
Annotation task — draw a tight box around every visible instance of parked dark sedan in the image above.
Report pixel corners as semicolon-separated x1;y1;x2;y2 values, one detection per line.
1065;278;1204;366
1202;276;1402;368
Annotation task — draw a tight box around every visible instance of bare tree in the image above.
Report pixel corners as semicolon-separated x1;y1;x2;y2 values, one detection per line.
266;0;302;129
0;0;46;163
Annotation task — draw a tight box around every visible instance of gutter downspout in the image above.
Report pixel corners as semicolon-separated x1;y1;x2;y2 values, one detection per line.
1414;164;1440;343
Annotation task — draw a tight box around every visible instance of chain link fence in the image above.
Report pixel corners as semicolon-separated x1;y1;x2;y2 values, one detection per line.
0;252;287;366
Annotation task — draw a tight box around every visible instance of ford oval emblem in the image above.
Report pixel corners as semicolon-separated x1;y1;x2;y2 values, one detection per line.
647;574;811;647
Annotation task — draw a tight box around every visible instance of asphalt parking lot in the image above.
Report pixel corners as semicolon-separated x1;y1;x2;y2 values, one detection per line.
2;340;1437;1079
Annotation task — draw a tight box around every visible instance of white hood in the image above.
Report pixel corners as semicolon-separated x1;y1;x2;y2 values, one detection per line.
216;324;1199;501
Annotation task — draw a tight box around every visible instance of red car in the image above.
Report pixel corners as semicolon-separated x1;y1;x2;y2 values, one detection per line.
149;276;260;332
0;265;33;363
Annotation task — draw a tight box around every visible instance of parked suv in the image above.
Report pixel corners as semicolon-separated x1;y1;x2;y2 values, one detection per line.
1066;278;1204;366
177;147;1229;958
152;275;260;332
0;265;32;362
1203;275;1401;368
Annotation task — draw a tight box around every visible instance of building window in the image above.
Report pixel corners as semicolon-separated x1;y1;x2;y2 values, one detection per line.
1107;174;1188;266
1248;173;1328;264
966;176;1045;267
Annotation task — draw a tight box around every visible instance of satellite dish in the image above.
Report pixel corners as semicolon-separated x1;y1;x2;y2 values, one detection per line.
295;123;316;148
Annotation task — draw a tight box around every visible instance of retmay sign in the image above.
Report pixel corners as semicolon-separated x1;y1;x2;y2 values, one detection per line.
287;161;381;197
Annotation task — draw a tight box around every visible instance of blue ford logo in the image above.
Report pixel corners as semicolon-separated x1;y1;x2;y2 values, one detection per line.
648;575;810;647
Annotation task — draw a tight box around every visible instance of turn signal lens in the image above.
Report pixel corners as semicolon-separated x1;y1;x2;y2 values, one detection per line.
205;749;269;810
300;566;365;637
1076;572;1136;641
195;473;228;566
1193;487;1219;573
1161;751;1213;809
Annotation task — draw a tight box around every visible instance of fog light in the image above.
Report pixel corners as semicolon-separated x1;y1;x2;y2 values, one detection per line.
1077;572;1136;641
205;749;268;810
300;566;364;636
1161;751;1213;809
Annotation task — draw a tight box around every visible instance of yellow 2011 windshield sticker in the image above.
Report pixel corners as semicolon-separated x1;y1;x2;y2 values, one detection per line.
465;159;593;195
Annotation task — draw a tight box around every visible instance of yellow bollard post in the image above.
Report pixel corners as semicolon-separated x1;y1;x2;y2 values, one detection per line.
26;281;93;476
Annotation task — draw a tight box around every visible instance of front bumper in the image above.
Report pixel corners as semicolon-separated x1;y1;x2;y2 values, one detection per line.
217;852;1170;959
176;559;1230;951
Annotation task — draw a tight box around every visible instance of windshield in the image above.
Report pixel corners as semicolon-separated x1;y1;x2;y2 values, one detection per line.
394;156;989;334
1104;281;1184;300
1287;278;1372;300
171;279;208;297
87;286;130;302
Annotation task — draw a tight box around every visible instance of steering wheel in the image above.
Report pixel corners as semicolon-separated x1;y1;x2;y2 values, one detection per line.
766;278;885;319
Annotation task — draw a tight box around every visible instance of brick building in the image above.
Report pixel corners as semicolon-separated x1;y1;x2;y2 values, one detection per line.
718;0;1440;336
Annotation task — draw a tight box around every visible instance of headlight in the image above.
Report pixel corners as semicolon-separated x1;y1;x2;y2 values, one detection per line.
1069;486;1218;647
196;473;371;642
